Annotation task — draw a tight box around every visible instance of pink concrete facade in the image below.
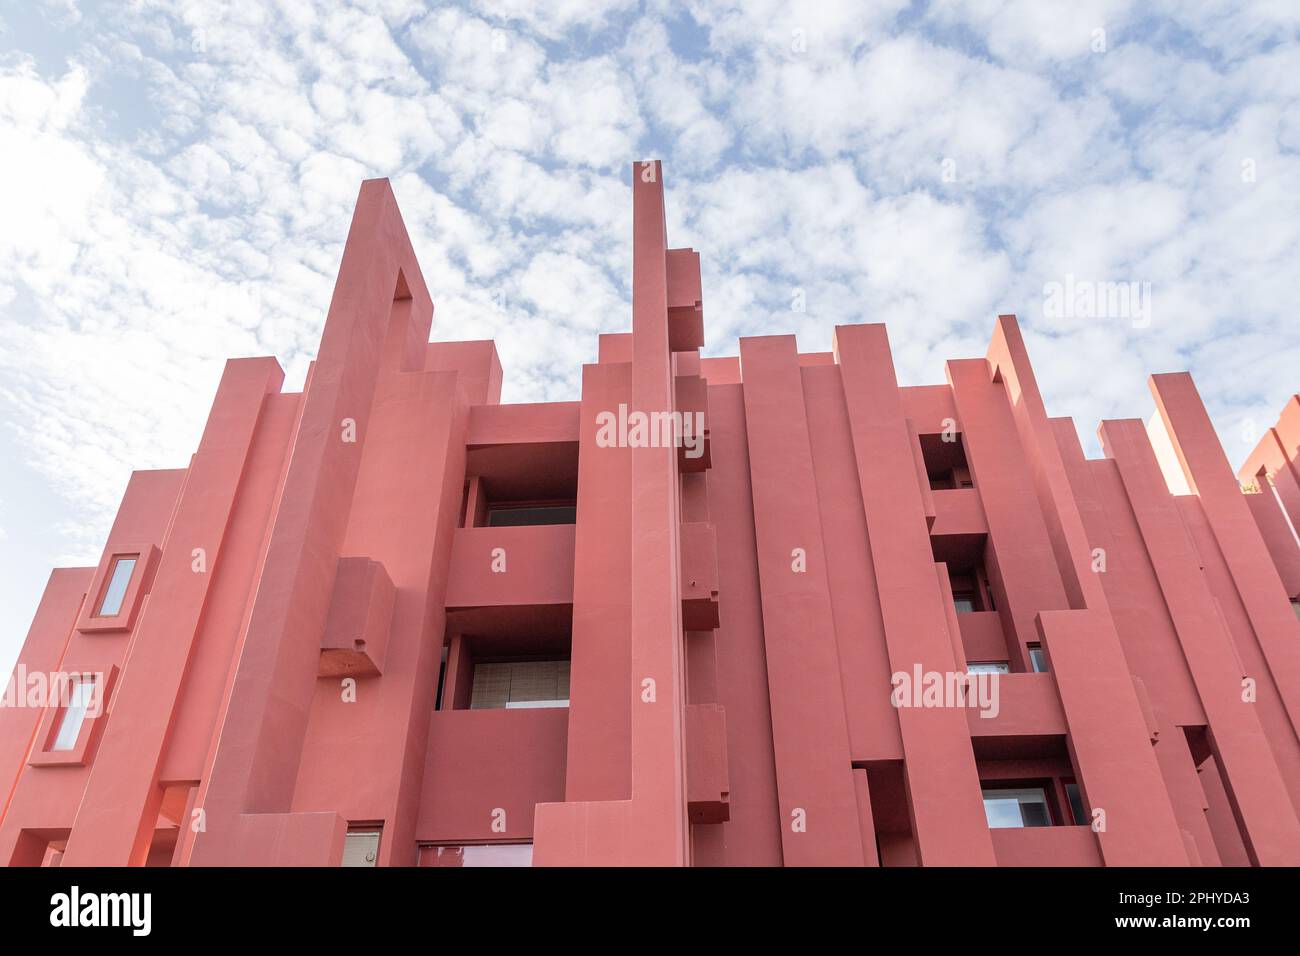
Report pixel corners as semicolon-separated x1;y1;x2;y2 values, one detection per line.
3;164;1300;866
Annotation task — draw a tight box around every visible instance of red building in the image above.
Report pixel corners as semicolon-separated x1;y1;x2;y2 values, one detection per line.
2;163;1299;867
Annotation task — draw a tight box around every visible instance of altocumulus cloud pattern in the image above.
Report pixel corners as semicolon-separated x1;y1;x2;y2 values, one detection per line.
0;0;1298;679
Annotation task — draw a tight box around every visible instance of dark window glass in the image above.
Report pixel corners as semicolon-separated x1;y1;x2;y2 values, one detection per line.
1065;783;1088;826
486;505;576;527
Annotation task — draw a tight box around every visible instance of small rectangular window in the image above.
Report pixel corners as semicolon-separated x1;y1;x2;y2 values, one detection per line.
342;828;381;867
51;678;95;752
1028;643;1049;673
96;556;138;617
952;595;977;614
982;787;1052;828
1064;782;1088;826
485;505;576;527
471;660;570;710
967;662;1009;675
1291;599;1300;622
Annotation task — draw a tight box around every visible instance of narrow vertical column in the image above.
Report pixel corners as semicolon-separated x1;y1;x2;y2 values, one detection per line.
700;384;784;865
1151;373;1300;736
833;323;996;866
565;361;633;801
803;365;904;764
738;334;865;866
625;160;689;865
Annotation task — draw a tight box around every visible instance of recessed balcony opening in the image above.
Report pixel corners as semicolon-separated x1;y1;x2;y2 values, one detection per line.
943;559;997;614
437;605;572;712
976;740;1081;831
919;432;973;490
462;439;579;528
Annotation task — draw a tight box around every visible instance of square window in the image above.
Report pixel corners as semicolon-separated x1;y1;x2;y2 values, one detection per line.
952;595;977;614
96;556;138;617
982;787;1052;828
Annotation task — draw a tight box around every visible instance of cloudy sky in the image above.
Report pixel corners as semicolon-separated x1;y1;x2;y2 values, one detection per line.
1;0;1298;677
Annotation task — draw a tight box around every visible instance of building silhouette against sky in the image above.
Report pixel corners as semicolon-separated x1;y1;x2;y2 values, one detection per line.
3;163;1300;867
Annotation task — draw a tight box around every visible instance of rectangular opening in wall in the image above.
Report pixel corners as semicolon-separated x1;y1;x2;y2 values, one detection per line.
1028;643;1049;673
981;786;1052;828
95;555;138;617
919;433;972;490
440;606;573;711
465;438;579;528
861;760;918;867
1063;781;1088;826
944;561;996;613
10;829;72;867
435;644;449;711
49;677;95;752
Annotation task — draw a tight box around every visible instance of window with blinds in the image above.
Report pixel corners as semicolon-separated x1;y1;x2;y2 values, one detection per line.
470;660;570;709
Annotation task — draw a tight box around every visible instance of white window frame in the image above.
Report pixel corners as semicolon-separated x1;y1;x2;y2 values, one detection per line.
981;786;1052;829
